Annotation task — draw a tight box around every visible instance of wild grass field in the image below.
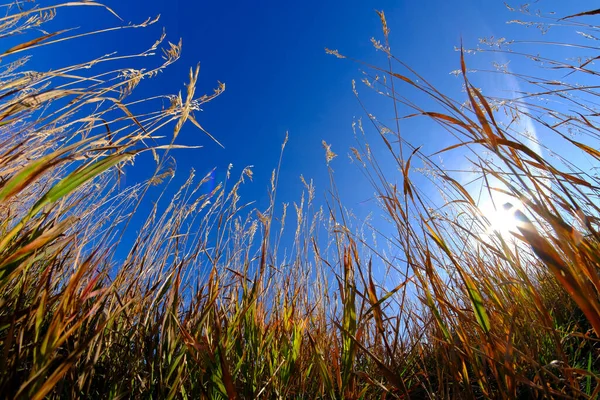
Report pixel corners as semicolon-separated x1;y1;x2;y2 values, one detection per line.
1;1;600;399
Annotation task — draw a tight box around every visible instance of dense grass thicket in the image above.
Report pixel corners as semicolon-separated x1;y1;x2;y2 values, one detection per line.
1;2;600;398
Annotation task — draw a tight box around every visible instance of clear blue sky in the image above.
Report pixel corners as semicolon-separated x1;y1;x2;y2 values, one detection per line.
21;0;593;239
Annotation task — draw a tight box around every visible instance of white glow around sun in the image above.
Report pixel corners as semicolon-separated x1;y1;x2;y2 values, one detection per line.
479;197;524;237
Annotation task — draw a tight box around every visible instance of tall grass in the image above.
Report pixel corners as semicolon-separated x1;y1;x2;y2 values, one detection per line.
1;1;600;398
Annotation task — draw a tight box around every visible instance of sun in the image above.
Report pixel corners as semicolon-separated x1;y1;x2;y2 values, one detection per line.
480;199;523;237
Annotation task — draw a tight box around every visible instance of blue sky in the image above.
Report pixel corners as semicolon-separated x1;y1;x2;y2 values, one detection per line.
17;0;595;249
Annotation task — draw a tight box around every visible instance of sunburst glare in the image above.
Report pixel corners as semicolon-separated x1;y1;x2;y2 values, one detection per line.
480;198;524;237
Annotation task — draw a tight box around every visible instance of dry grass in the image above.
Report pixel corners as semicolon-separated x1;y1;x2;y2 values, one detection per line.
1;1;600;399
